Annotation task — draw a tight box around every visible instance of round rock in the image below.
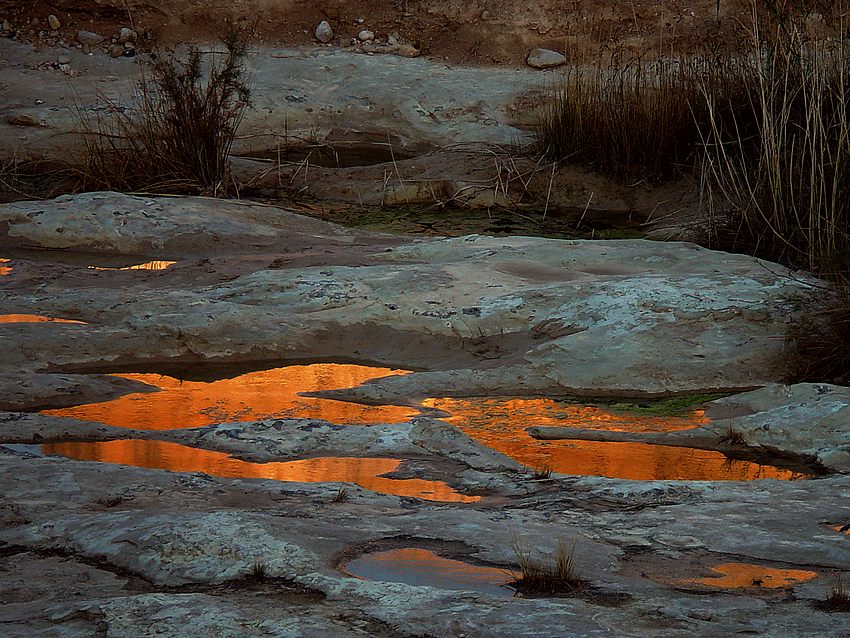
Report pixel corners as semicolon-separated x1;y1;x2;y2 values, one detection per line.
358;29;375;42
526;48;566;69
47;14;60;30
118;27;137;44
396;44;420;58
76;30;103;46
315;21;333;43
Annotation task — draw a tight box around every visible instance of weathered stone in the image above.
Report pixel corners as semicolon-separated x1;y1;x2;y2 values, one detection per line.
0;192;848;638
7;113;42;127
315;21;333;43
118;27;137;43
358;29;375;42
109;44;124;58
47;14;60;30
526;47;566;69
76;30;103;46
396;44;420;58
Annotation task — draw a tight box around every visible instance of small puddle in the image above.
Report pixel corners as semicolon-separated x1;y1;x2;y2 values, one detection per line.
680;563;818;589
87;260;176;271
41;439;477;502
0;258;11;275
344;548;514;597
423;397;807;481
0;314;87;324
43;364;417;429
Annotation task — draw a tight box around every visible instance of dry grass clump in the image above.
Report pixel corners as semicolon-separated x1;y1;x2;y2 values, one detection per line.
508;537;583;596
531;465;553;480
815;576;850;612
535;49;754;183
78;30;251;195
718;426;748;447
788;280;850;382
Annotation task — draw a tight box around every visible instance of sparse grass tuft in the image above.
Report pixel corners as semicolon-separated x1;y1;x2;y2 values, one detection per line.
77;29;252;195
815;576;850;612
331;485;349;503
718;426;748;447
250;559;267;582
508;536;583;596
531;465;553;480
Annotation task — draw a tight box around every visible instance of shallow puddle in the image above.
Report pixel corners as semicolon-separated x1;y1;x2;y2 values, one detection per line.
0;314;86;324
423;397;807;481
344;548;514;597
41;439;477;502
43;364;417;429
41;366;805;482
682;563;818;589
87;260;176;271
0;258;10;275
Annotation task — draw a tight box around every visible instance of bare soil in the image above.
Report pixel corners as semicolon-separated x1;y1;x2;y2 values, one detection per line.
3;0;763;66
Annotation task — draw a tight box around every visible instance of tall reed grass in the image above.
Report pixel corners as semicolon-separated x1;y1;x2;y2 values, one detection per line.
702;7;850;272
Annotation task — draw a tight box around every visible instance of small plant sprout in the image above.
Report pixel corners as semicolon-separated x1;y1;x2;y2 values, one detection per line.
251;559;267;582
331;484;349;503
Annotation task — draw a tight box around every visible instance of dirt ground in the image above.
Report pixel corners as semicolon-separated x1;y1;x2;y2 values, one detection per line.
3;0;765;66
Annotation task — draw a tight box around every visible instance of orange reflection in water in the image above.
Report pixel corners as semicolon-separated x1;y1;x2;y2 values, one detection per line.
833;524;850;534
88;260;176;271
43;364;417;430
345;548;515;597
424;397;805;481
683;563;818;589
0;314;86;324
42;439;477;503
0;258;10;276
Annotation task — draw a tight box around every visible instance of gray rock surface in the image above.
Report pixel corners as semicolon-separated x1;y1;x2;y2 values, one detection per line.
0;38;548;164
1;192;848;637
0;193;819;399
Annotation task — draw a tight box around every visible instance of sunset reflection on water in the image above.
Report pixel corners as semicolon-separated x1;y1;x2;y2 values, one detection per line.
0;314;86;324
423;397;805;481
42;439;477;502
0;258;10;275
344;547;515;597
40;364;806;484
43;364;417;429
87;260;176;271
681;563;818;589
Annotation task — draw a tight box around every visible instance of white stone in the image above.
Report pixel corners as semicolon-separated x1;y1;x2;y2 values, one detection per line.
118;27;137;44
526;48;566;69
358;29;375;42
